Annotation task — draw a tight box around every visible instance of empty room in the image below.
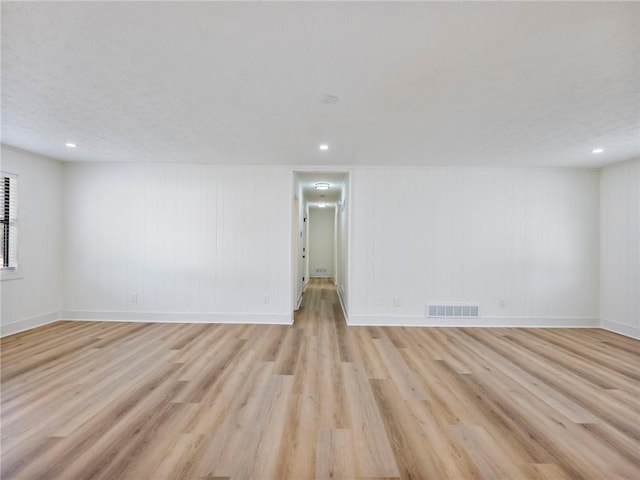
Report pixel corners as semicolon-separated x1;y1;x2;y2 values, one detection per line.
1;2;639;479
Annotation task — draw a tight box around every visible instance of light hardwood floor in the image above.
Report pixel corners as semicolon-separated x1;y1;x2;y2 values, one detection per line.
1;278;639;479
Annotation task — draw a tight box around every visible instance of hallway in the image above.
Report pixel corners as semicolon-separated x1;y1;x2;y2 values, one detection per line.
295;278;345;327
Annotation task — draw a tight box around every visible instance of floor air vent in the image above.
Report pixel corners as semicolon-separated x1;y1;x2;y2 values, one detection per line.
427;304;480;318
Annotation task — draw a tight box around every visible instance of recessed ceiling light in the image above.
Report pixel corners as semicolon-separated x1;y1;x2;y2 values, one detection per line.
315;182;330;190
65;142;77;148
318;95;339;104
318;203;327;208
592;148;604;154
319;144;329;151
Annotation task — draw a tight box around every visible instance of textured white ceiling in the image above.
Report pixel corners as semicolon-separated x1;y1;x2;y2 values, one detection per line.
1;1;639;167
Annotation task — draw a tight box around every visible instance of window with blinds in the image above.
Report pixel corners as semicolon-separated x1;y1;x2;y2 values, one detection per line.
1;173;18;270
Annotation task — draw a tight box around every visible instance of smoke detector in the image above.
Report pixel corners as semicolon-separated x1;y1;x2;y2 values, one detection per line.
318;95;339;104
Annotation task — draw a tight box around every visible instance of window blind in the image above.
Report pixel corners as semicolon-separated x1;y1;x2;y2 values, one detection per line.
1;173;18;270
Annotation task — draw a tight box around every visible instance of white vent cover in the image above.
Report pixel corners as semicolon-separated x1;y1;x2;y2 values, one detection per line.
427;303;480;318
315;268;328;273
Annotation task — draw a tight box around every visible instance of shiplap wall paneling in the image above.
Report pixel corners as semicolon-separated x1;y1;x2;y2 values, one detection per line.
349;167;600;327
600;159;640;338
336;175;350;314
0;147;63;336
62;163;292;323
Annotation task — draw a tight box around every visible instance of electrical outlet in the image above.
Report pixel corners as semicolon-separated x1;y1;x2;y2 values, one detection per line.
393;298;401;307
130;292;137;303
263;295;270;305
374;296;383;306
499;298;507;308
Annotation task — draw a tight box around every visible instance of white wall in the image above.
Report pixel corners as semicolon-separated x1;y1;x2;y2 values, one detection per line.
336;175;350;314
62;163;292;324
600;159;640;338
309;206;335;278
292;178;306;308
349;167;601;327
2;150;629;334
1;146;63;336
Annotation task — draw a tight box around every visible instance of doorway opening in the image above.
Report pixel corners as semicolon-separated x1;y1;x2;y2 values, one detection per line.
292;171;349;321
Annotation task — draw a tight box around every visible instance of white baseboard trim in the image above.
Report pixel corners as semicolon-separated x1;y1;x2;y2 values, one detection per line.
296;293;304;310
347;314;600;328
600;318;640;339
61;310;293;325
336;289;349;323
1;311;60;337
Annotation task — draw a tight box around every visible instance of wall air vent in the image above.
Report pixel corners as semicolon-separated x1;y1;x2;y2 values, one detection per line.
427;303;480;318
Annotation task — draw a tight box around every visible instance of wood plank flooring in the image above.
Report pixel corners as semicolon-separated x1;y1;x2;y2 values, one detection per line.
1;278;639;479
